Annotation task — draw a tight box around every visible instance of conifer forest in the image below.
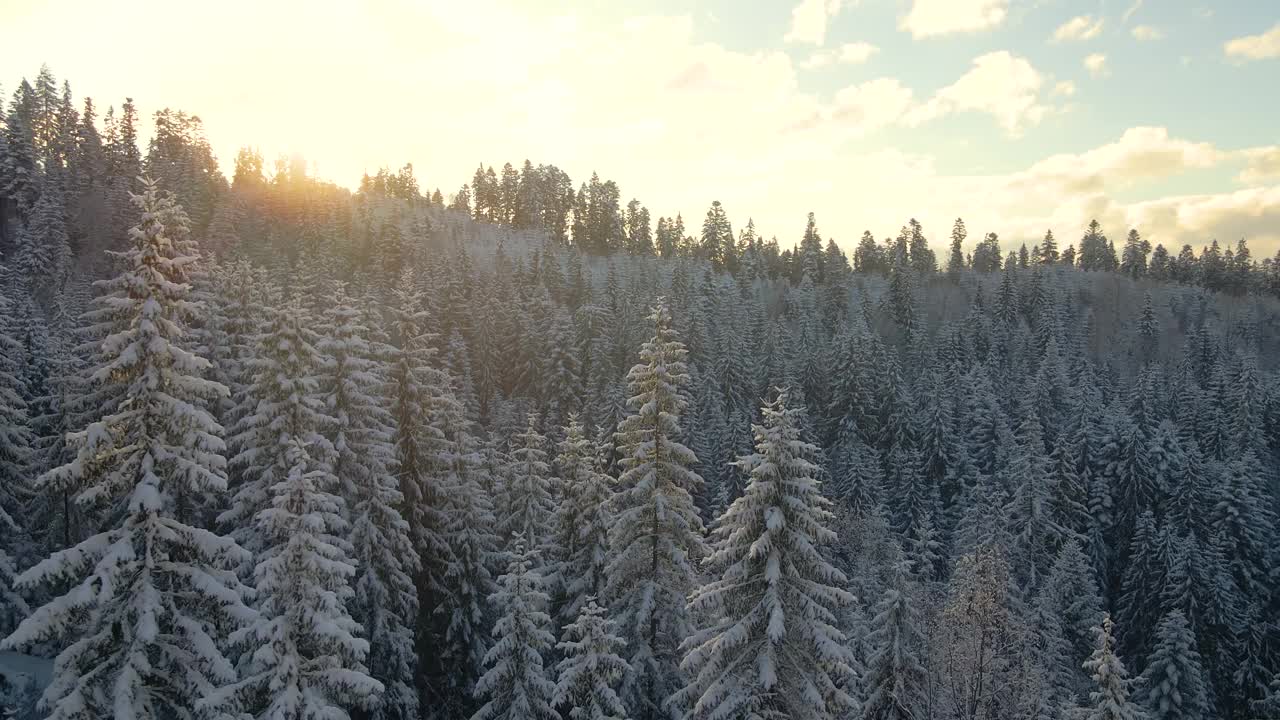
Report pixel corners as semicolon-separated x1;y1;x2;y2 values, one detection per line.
2;64;1280;720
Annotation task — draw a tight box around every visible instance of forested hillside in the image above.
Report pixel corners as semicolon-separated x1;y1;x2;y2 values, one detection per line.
1;65;1278;720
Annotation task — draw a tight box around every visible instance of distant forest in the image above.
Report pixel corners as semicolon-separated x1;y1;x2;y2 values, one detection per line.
1;64;1278;720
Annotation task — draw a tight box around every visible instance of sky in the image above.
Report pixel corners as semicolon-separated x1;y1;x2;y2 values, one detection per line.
3;0;1280;254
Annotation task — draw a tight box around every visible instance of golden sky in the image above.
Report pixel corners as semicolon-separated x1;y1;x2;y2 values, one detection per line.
5;0;1279;253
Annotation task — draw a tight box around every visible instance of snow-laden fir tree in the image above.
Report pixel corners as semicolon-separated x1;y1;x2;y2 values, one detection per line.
222;289;334;525
859;559;928;720
1005;403;1072;591
439;424;500;705
677;391;854;720
24;286;91;548
386;271;458;711
500;413;555;552
0;282;33;636
1138;611;1206;720
1;179;253;719
554;598;631;720
472;534;558;720
320;287;420;720
550;413;614;624
206;436;380;719
1035;539;1103;701
605;300;708;720
1081;614;1146;720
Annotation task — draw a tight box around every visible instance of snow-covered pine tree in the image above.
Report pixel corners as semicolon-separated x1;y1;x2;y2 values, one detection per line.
677;391;854;720
1035;539;1104;702
605;300;708;720
24;285;93;554
543;309;581;426
16;180;71;290
1081;614;1146;720
1005;404;1072;591
472;534;558;720
1116;510;1171;662
320;286;420;720
554;598;631;720
0;283;33;636
387;271;477;715
221;295;335;554
1;179;253;718
439;424;501;708
550;413;613;625
1139;611;1207;720
206;436;380;719
500;413;555;552
859;560;928;720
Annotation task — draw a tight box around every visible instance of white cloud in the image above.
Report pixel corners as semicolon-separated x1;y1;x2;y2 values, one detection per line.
1131;25;1163;41
837;42;878;64
917;128;1280;253
1014;127;1224;196
830;78;916;132
1052;15;1104;43
1238;147;1280;184
1225;23;1280;62
1121;0;1143;24
1124;187;1280;251
784;0;843;45
800;41;879;69
908;51;1050;135
1084;53;1109;77
900;0;1008;39
1052;80;1077;97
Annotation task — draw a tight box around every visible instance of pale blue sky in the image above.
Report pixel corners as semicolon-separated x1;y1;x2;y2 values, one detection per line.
4;0;1278;252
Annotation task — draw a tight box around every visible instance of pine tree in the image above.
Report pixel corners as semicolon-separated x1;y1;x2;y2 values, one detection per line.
18;180;71;288
678;391;854;720
947;218;967;277
472;535;558;720
222;297;335;555
860;561;928;720
1036;540;1104;701
550;414;613;624
554;599;631;720
1040;229;1059;264
1116;511;1171;661
1139;611;1207;720
0;284;33;637
1081;615;1146;720
208;436;381;719
439;425;500;705
1005;406;1072;590
1;179;253;718
320;288;420;720
605;301;707;720
500;413;555;552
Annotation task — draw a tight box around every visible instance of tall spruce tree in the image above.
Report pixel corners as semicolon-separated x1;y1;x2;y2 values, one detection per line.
677;391;854;720
320;288;420;720
208;435;380;719
1139;611;1207;720
472;535;558;720
1081;615;1145;720
554;599;632;720
605;301;707;720
1;179;253;718
550;414;614;624
859;560;928;720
